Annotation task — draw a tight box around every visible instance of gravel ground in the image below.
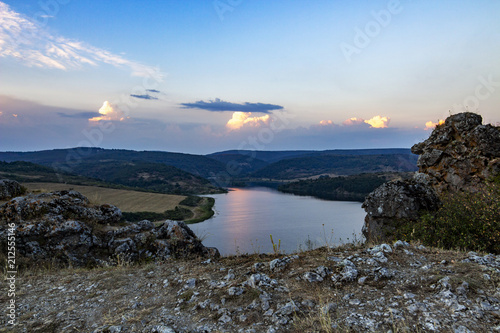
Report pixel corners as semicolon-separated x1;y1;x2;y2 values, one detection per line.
3;241;500;332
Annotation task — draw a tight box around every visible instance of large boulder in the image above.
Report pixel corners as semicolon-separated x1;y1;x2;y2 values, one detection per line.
0;190;219;267
363;112;500;241
362;178;439;241
0;179;25;200
411;112;500;194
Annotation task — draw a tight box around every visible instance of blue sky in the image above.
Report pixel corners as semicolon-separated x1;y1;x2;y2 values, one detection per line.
1;0;499;154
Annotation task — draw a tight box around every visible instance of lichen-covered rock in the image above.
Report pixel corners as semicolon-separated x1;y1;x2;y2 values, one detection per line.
362;179;439;240
0;190;219;267
411;112;500;194
363;112;500;242
0;179;25;200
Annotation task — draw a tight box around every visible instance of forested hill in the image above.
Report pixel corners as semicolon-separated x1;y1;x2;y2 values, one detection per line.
0;148;226;179
251;154;418;180
0;147;417;183
0;160;224;195
208;148;414;163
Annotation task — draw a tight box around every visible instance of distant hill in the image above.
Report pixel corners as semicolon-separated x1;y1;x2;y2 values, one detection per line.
206;153;269;176
0;147;418;185
0;160;224;195
251;154;418;180
69;160;224;194
209;148;414;163
0;148;226;179
278;172;413;202
0;161;108;186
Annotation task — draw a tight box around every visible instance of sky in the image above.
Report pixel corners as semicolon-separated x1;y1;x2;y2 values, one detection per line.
0;0;499;154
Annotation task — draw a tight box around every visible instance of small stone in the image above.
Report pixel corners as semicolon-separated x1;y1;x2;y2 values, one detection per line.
228;287;244;296
264;308;274;316
278;301;299;315
218;314;232;323
394;240;410;248
152;326;175;333
185;278;196;289
303;272;323;283
321;302;337;314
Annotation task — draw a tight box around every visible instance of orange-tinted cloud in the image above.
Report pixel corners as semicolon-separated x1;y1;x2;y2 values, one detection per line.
342;117;364;126
89;101;126;123
226;112;270;130
319;120;333;126
424;119;445;130
364;115;390;128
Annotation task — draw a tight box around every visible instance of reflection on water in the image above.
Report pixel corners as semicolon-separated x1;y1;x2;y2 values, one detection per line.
191;187;366;256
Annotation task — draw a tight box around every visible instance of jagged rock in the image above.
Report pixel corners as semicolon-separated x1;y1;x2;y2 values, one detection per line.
0;179;25;200
269;255;298;272
411;112;500;194
0;190;219;267
362;112;500;242
362;179;440;241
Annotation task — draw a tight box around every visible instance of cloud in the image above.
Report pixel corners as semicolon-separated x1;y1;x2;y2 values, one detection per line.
130;94;158;100
424;119;445;130
364;115;390;128
319;120;334;126
180;98;284;113
146;89;160;93
226;112;271;130
89;101;127;123
0;2;163;78
343;117;365;126
58;111;101;119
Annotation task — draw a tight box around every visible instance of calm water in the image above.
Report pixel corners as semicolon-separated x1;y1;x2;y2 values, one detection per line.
191;187;366;256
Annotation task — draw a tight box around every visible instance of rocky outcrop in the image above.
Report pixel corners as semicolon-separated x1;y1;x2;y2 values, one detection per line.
411;112;500;194
8;242;500;332
362;179;440;241
363;112;500;241
0;190;219;267
0;179;25;200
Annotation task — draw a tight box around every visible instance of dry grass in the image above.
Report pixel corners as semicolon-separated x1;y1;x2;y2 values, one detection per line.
22;182;186;213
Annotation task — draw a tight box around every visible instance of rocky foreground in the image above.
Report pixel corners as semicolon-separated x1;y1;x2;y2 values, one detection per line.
3;241;500;332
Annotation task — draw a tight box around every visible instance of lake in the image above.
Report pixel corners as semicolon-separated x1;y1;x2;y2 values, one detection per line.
191;187;366;256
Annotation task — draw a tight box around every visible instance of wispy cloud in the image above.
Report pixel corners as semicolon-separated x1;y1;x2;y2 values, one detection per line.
0;2;162;78
130;94;158;100
180;98;284;113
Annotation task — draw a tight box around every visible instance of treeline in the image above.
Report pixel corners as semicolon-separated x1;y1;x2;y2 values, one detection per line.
278;173;406;202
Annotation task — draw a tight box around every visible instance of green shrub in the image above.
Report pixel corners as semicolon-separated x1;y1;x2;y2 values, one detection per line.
397;184;500;253
179;195;203;207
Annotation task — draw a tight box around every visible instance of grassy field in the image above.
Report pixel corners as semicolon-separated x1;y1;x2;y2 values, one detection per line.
23;182;186;213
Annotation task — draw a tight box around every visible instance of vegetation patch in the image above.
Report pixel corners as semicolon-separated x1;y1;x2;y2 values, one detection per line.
396;183;500;254
278;172;409;202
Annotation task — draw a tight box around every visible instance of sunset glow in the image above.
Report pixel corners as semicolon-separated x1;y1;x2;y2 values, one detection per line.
89;101;126;123
226;112;270;130
424;119;446;130
364;116;390;129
